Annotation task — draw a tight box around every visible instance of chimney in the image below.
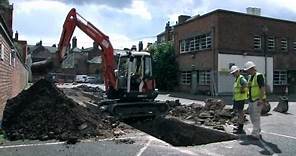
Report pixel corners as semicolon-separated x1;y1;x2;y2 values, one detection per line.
14;31;18;41
93;41;98;49
131;45;137;51
147;42;152;48
0;3;13;37
36;40;42;46
246;7;261;16
165;21;171;31
72;36;77;49
138;41;143;51
178;15;191;24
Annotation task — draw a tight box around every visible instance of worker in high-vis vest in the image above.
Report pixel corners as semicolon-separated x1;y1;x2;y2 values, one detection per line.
230;65;248;134
244;61;267;140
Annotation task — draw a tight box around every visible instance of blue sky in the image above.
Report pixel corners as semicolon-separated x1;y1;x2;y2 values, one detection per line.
10;0;296;49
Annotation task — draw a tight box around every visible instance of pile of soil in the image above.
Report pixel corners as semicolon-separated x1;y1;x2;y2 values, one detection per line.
168;99;237;131
1;79;116;142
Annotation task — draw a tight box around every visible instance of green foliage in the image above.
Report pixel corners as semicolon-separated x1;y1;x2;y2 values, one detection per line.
0;0;9;7
148;42;178;91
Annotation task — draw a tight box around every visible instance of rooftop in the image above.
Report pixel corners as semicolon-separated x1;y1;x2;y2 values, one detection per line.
175;9;296;27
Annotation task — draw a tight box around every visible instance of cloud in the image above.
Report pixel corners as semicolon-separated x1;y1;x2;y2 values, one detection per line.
122;0;152;20
49;0;133;8
10;0;296;50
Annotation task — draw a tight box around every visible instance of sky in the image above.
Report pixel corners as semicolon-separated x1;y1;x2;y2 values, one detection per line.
10;0;296;49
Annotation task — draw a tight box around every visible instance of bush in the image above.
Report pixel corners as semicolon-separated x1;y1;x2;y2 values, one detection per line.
148;42;178;91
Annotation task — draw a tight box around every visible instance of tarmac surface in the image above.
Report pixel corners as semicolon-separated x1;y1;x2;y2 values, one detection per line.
0;83;295;156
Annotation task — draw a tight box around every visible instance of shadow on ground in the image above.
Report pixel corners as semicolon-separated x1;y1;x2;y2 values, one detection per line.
239;135;282;155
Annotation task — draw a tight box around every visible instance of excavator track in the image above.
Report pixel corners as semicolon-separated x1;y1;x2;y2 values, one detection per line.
101;100;169;119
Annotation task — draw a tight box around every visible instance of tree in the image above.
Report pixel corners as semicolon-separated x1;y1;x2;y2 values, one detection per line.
0;0;9;7
148;42;178;91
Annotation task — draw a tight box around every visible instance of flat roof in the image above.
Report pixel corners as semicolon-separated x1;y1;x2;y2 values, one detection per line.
175;9;296;27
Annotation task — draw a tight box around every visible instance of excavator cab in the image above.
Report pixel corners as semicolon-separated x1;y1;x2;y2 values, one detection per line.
115;51;158;101
105;51;169;119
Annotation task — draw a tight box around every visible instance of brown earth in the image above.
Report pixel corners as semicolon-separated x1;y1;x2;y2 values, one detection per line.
1;79;117;143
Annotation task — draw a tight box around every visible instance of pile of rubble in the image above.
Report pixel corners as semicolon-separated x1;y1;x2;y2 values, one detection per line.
1;79;118;143
167;98;236;131
74;85;104;93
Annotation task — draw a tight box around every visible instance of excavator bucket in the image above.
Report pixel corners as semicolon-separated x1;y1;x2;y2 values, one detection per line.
105;101;169;119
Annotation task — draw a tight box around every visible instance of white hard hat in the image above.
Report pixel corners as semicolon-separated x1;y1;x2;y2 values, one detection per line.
244;61;256;70
230;65;240;74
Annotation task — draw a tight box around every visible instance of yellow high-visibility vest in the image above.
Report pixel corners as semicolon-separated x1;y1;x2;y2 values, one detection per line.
248;72;266;101
233;75;248;101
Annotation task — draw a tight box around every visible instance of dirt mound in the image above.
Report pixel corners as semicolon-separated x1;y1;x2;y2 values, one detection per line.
2;79;116;142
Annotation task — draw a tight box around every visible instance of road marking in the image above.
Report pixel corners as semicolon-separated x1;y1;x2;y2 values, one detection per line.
0;142;65;149
0;136;140;149
262;131;296;140
149;136;201;156
135;136;153;156
247;128;296;140
245;128;275;155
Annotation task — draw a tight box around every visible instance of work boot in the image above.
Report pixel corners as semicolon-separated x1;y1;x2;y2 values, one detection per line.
234;124;245;134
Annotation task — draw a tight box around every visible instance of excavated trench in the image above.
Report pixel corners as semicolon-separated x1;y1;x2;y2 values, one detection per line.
64;84;238;146
3;79;237;146
126;117;237;146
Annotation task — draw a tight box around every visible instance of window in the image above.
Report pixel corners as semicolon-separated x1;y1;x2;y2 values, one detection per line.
293;41;296;51
273;71;287;85
267;37;275;51
181;71;191;85
180;40;185;53
9;52;11;65
206;33;212;48
180;33;212;53
254;35;261;49
11;49;16;67
281;38;288;51
0;43;4;60
199;70;211;85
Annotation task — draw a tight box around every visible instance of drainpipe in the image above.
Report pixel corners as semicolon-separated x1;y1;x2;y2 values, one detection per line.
262;26;268;87
211;26;217;96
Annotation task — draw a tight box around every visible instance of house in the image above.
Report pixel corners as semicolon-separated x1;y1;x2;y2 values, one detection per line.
157;8;296;95
0;3;29;117
28;36;104;82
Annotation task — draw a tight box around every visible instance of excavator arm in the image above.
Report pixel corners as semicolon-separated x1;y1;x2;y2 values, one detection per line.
32;8;169;119
57;8;116;92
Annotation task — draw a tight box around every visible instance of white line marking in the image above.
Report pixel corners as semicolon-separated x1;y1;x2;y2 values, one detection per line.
135;136;152;156
0;142;65;149
247;128;296;140
245;128;274;154
148;136;200;156
0;136;139;149
262;131;296;140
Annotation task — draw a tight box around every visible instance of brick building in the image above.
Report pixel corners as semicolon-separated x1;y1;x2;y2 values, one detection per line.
158;9;296;95
0;3;29;117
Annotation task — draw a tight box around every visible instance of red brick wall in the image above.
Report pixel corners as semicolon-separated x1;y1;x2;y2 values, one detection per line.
0;34;28;118
174;14;218;92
